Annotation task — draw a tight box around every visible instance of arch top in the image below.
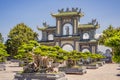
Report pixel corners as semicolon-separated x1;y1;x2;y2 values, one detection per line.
83;33;90;40
82;48;90;53
62;43;74;52
63;23;73;36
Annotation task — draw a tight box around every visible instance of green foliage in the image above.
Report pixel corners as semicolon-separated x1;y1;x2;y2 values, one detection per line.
99;25;116;45
0;38;6;62
0;33;4;43
112;54;120;63
99;25;120;63
105;36;120;48
15;40;68;65
78;52;88;59
14;40;39;63
0;43;9;62
5;23;38;57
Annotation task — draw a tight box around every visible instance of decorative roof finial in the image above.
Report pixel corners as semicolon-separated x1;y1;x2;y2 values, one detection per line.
58;9;61;13
75;8;78;11
61;8;64;12
96;21;98;26
92;19;96;25
72;8;76;12
78;8;81;13
43;22;47;27
66;8;69;12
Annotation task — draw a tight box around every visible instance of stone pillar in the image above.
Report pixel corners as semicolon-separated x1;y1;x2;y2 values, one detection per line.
75;42;79;51
42;31;47;41
74;19;77;34
92;46;96;53
57;19;61;35
55;42;59;46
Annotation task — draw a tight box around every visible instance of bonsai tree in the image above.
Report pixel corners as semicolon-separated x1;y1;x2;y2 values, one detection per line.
15;40;69;73
33;45;69;73
78;52;91;65
14;40;39;66
51;46;68;63
66;50;81;67
79;52;105;64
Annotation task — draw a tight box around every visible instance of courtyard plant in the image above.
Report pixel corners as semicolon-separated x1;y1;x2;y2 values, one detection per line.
81;52;105;65
66;50;82;67
0;42;9;62
15;40;68;73
99;25;120;63
5;23;38;58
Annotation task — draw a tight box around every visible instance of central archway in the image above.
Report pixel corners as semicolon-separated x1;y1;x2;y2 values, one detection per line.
63;23;73;36
62;44;73;52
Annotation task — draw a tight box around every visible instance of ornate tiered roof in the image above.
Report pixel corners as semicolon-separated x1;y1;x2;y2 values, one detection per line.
38;23;99;31
51;8;84;17
78;24;99;29
37;26;56;31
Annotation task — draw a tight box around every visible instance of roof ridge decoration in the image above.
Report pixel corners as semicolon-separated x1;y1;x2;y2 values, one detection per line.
58;8;81;13
51;8;84;17
88;19;99;26
43;22;49;27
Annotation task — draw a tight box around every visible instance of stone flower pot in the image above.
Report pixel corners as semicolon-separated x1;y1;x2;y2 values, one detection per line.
97;62;104;67
59;66;87;75
86;63;99;69
14;72;67;80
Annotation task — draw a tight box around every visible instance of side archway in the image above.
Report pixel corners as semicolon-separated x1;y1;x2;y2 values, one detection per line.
48;34;54;40
83;33;90;40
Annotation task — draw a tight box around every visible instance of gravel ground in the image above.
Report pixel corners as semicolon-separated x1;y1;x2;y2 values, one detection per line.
0;62;119;80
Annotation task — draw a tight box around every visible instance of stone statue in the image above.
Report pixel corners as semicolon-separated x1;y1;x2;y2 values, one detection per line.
43;22;47;27
65;26;69;35
78;8;81;13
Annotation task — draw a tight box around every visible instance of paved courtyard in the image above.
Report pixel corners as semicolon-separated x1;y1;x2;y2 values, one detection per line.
0;62;119;80
66;63;120;80
0;62;23;80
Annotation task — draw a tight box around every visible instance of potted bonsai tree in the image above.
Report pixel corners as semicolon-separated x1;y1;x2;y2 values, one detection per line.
86;52;105;69
59;50;87;75
14;40;67;80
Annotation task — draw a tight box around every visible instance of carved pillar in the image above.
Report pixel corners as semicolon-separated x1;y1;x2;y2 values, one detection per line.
73;17;79;35
92;46;96;53
74;19;77;34
55;42;59;46
57;19;61;35
75;42;79;51
90;30;95;40
42;31;47;41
